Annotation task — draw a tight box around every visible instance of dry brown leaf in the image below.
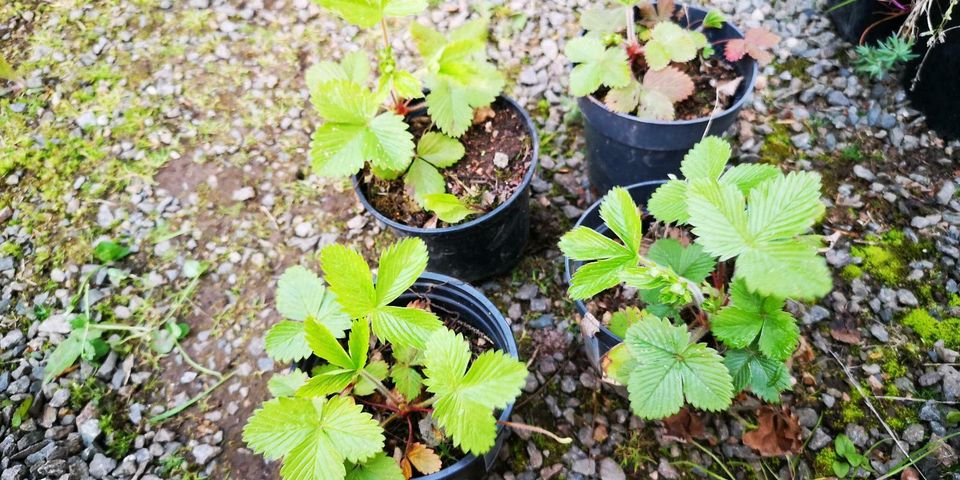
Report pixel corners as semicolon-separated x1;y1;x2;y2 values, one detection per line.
742;406;802;457
662;407;706;442
407;443;442;475
716;77;744;98
473;106;495;124
399;458;413;480
830;327;862;345
406;299;433;312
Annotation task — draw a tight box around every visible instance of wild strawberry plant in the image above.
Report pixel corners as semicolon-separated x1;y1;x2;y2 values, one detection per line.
559;136;831;419
566;0;779;120
308;0;505;223
247;238;530;480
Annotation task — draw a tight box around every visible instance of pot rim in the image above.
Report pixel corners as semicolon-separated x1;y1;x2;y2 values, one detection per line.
578;2;759;127
353;95;540;236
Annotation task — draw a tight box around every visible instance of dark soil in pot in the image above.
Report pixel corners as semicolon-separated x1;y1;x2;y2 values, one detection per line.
359;98;534;229
296;272;518;479
353;96;539;282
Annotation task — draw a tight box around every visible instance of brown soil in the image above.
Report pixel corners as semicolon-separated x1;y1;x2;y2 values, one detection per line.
361;98;534;228
597;55;741;121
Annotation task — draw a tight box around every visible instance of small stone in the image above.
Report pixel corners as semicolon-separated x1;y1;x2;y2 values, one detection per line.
0;329;23;349
808;428;832;450
75;111;97;129
937;181;956;205
231;187;255;202
598;458;626;480
89;453;117;478
192;443;222;464
869;324;890;342
903;424;925;445
78;418;101;445
572;457;596;475
853;165;875;181
528;315;554;329
897;289;919;307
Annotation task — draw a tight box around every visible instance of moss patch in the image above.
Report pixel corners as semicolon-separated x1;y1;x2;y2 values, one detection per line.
760;122;796;164
902;308;960;349
850;244;904;286
774;57;813;79
841;264;863;281
814;447;839;478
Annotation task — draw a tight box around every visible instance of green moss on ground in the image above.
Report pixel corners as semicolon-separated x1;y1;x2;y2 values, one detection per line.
774;57;813;79
841;264;863;281
902;308;960;349
760;122;796;164
814;447;839;478
850;244;904;286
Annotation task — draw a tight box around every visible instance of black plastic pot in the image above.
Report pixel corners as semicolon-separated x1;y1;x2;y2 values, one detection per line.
353;96;539;283
826;0;907;45
563;181;666;367
902;13;960;140
578;4;757;195
296;272;518;479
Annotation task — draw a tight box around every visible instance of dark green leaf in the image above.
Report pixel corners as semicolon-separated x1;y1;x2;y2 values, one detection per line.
93;240;131;264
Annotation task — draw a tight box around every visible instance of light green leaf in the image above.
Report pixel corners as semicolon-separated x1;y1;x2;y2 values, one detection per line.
346;453;405;480
348;317;370;370
411;22;447;60
320;244;378;318
405;158;446;207
276;266;351;335
703;10;726;29
268;369;310;397
391;364;424;401
43;333;84;383
354;360;389;396
297;365;357;398
604;78;643;114
566;36;632;97
378;69;423;100
719;163;781;194
305;320;355;369
449;18;489;43
424;79;475;138
417;132;465;168
558;226;634;262
645;22;699;70
609;307;645;339
647;180;690;224
623;317;733;419
646;238;716;283
747;171;826;243
423;329;527;455
369;306;442;350
375;238;428;306
0;56;18;82
735;240;833;301
580;6;627;33
315;0;427;27
341;51;371;85
686;179;750;259
310;123;371;177
266;321;313;363
599;187;644;254
636;90;674;120
680;136;731;181
422;193;479;224
712;280;799;361
567;255;637;300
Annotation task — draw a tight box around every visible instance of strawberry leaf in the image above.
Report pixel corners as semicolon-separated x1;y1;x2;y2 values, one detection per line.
404;158;446;207
644;22;699;70
566;36;632;97
314;0;427;28
724;28;780;65
423;329;527;455
345;453;404;480
422;193;479;224
712;279;799;360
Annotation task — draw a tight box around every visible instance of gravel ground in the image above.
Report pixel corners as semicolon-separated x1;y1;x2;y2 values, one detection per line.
1;0;959;479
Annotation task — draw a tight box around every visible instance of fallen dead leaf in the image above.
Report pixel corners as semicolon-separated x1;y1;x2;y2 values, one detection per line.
662;408;706;442
406;299;432;312
407;443;442;475
473;105;495;123
742;406;802;457
830;327;862;345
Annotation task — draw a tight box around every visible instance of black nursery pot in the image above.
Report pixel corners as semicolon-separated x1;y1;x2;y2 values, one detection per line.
296;272;518;479
825;0;907;45
578;3;757;195
562;180;666;366
354;96;539;283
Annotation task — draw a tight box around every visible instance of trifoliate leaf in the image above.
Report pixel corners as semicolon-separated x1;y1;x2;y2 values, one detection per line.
276;266;351;333
645;22;699;70
314;0;427;28
703;10;726;29
405;158;446;207
375;238;428;306
417;132;465;168
719;163;781;194
712;280;799;360
244;396;384;480
369;306;442;350
580;6;627;33
423;329;527;455
410;22;448;60
635;66;695;120
558;226;634;261
648;180;690;224
269;369;310;397
310;80;414;178
377;69;423;100
266;321;313;363
345;453;404;480
567;256;637;300
422;193;479;224
566;36;632;97
724;347;791;403
646;239;716;283
622;317;733;419
305;320;356;370
724;28;780;65
686;174;832;299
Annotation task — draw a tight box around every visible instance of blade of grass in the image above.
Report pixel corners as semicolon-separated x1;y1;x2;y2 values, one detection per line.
148;371;234;424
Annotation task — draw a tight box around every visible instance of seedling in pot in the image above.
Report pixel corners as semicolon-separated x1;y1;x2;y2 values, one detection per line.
248;238;567;479
308;0;508;224
567;0;779;120
559;136;832;419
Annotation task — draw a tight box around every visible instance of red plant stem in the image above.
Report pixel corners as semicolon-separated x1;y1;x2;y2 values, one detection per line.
359;399;400;413
405;415;415;454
